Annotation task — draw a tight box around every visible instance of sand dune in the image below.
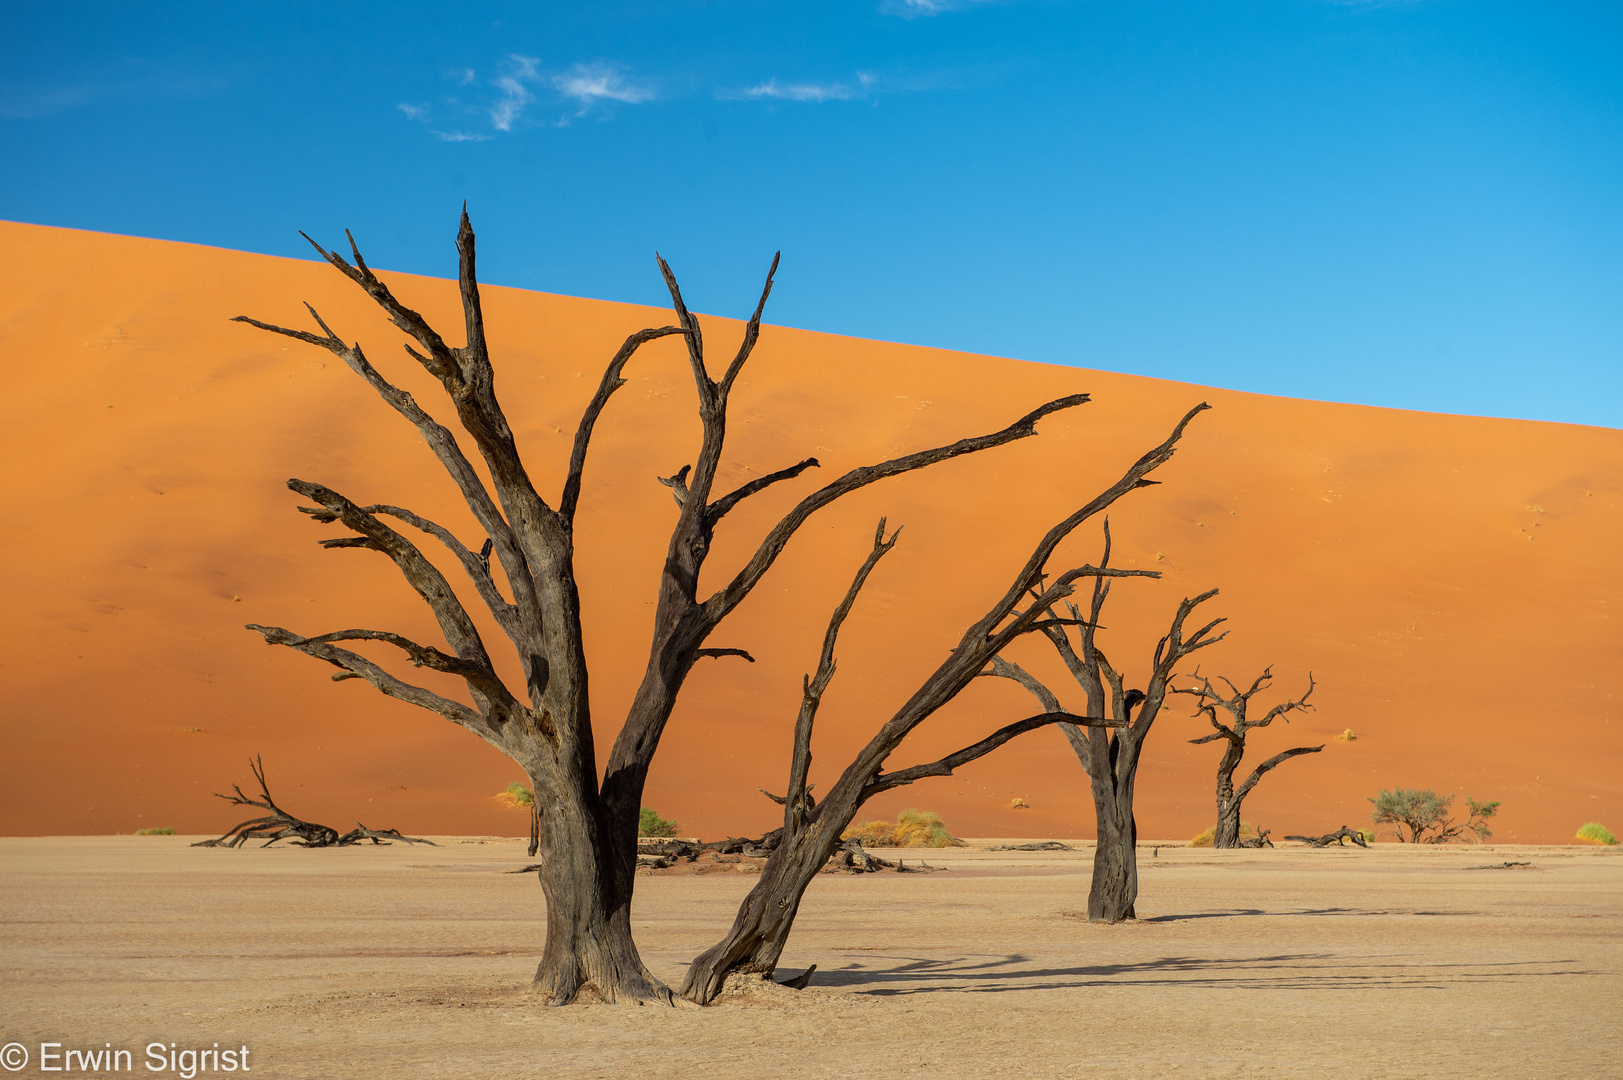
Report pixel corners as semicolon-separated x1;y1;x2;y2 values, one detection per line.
0;219;1618;843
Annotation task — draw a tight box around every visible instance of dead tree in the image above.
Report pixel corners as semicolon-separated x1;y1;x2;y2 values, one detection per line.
680;404;1208;1003
1175;669;1323;849
1284;825;1368;848
193;757;434;847
981;523;1225;923
236;210;1105;1005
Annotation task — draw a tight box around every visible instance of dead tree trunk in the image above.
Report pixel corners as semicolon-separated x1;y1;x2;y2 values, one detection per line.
236;210;1100;1004
984;525;1227;923
1176;670;1323;849
681;404;1209;1003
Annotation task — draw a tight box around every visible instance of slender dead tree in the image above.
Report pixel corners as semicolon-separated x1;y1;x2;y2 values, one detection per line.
235;210;1104;1005
1176;669;1323;849
983;522;1226;923
680;403;1209;1003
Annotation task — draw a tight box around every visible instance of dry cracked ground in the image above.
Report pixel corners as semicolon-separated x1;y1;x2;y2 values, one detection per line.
2;836;1619;1078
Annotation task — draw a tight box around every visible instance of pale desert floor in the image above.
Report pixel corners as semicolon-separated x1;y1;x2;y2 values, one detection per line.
2;836;1619;1079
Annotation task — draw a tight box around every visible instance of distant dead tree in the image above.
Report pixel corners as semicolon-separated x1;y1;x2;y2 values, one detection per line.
193;756;434;848
682;406;1208;1003
236;209;1120;1005
979;523;1226;923
1176;668;1323;849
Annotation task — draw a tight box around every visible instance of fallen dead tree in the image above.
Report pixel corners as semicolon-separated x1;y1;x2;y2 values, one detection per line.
987;841;1077;851
192;757;435;848
1237;828;1274;848
1283;826;1368;848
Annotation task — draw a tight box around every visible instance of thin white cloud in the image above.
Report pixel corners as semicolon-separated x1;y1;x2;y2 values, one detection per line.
553;63;655;107
491;55;540;132
398;55;653;140
879;0;996;18
0;60;225;119
729;72;877;104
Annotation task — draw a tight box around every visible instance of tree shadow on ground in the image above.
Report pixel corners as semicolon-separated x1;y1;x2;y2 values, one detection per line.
815;951;1592;996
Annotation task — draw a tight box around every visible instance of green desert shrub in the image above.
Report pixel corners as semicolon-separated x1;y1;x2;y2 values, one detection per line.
1188;821;1260;847
638;807;680;838
843;809;966;848
494;782;535;811
135;826;175;836
1576;822;1618;846
1369;787;1498;843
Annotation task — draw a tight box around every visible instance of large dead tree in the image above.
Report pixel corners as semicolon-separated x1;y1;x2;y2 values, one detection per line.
1176;668;1323;849
680;404;1208;1003
982;523;1226;923
236;210;1110;1005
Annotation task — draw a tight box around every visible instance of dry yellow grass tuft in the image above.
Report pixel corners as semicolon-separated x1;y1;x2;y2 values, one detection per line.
844;809;967;848
1010;797;1030;810
1335;728;1357;742
1188;821;1261;847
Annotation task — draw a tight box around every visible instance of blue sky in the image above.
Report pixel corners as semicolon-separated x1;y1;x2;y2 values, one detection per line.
4;1;1619;427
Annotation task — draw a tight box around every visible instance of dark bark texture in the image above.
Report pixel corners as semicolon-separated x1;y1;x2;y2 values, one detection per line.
1177;670;1323;849
985;524;1227;923
237;212;1106;1004
1284;826;1369;848
681;404;1210;1002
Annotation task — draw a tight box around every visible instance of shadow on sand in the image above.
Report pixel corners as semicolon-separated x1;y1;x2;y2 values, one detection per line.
815;950;1591;996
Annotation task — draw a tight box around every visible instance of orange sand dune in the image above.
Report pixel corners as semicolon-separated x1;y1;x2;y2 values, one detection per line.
1;220;1618;844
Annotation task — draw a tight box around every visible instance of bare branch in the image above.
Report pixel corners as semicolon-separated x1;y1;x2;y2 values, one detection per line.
560;325;687;521
246;624;489;735
1235;744;1325;802
718;251;780;398
365;504;520;640
282;479;521;719
707;393;1121;623
980;655;1064;713
981;654;1095;777
706;457;822;527
944;404;1209;662
696;648;756;663
231;310;538;633
862;710;1124;799
655;253;710;400
295;627;493;679
657;465;692;508
785;519;900;839
1247;673;1316;732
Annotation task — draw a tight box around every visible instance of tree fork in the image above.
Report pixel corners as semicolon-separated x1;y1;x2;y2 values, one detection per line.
237;210;1116;1005
682;403;1207;1003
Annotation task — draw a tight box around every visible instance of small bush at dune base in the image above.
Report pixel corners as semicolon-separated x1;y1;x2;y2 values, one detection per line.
844;809;966;848
1188;821;1260;847
1576;822;1618;846
1370;787;1499;843
639;807;680;838
494;782;534;811
135;827;175;836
